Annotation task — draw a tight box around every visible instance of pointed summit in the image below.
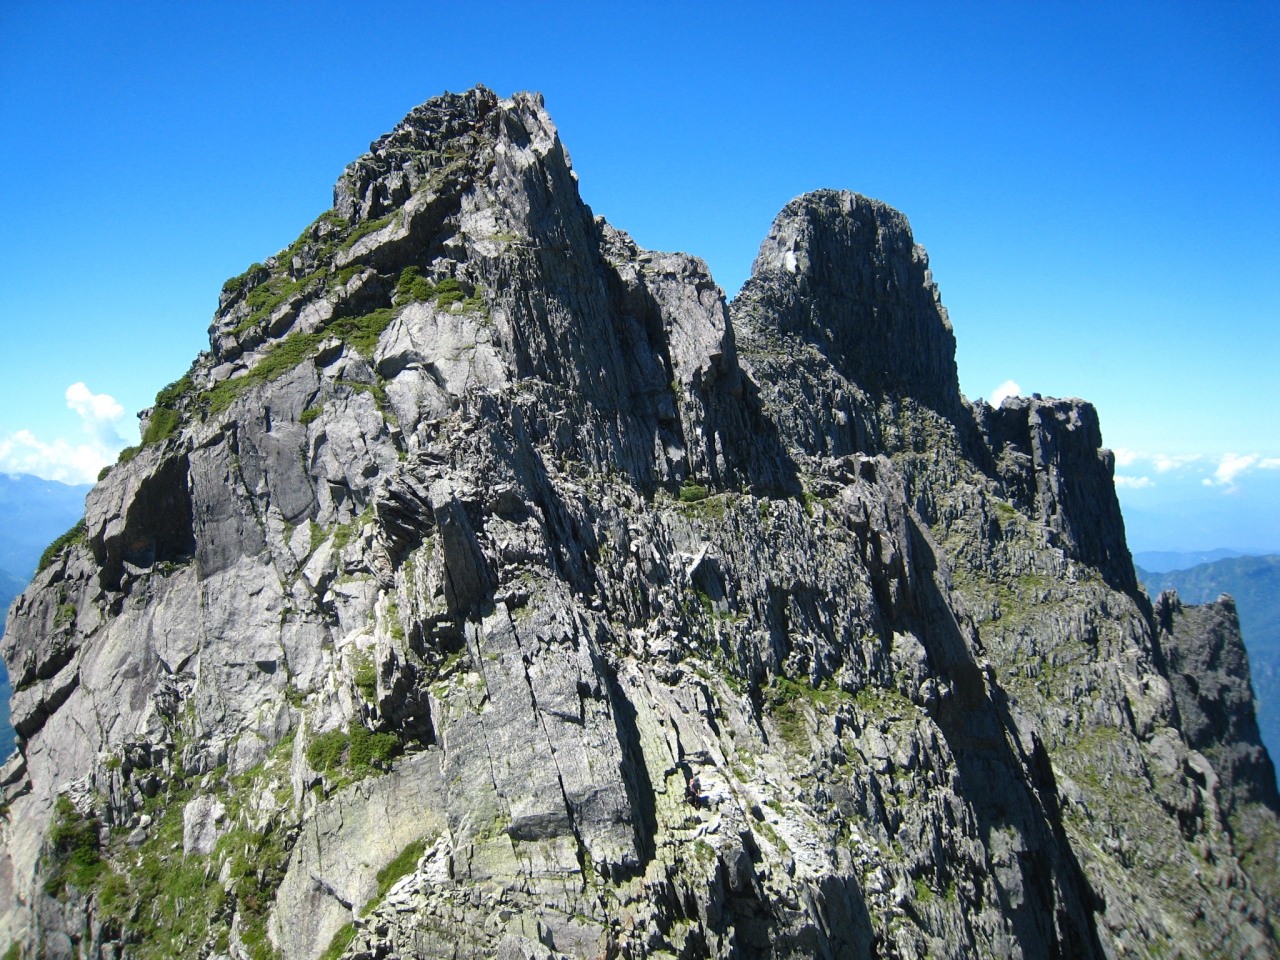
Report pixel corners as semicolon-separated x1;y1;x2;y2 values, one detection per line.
734;189;960;416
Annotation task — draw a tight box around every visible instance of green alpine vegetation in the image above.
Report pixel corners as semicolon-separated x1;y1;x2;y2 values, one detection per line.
368;837;427;909
140;407;180;446
305;722;400;784
678;482;709;503
353;650;378;701
396;265;436;303
203;303;398;414
395;266;484;311
38;736;304;960
231;267;325;335
319;923;357;960
37;519;87;573
340;212;395;249
43;795;105;897
221;263;265;295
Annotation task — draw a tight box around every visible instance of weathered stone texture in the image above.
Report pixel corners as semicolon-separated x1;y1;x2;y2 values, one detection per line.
1;86;1276;960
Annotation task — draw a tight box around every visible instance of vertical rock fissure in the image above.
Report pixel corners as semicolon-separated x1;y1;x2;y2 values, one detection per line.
512;624;590;876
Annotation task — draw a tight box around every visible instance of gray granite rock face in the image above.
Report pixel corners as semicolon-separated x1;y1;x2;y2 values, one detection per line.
1153;591;1280;815
0;86;1277;960
739;190;960;418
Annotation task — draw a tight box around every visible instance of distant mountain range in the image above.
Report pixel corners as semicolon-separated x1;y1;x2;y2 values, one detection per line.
1133;548;1267;573
1137;554;1280;761
0;473;91;760
0;473;92;578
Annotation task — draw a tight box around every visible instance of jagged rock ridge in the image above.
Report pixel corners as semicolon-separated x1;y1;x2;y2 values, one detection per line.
1;86;1278;960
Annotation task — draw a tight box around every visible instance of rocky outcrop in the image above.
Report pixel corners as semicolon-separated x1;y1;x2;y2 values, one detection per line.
1153;591;1280;815
975;396;1136;591
1148;591;1280;947
738;190;960;419
1;86;1277;960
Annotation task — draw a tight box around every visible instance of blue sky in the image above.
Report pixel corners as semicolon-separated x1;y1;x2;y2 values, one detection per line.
0;1;1276;551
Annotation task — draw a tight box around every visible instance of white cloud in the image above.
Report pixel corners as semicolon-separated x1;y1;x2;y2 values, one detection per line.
990;380;1021;407
1096;450;1280;491
0;431;107;484
1153;453;1201;473
0;383;128;484
65;382;125;448
1213;453;1257;486
1093;448;1280;490
1113;451;1204;473
1196;452;1280;488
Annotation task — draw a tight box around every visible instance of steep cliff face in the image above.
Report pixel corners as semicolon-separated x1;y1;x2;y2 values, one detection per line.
1139;554;1280;762
1151;591;1280;906
1;87;1277;960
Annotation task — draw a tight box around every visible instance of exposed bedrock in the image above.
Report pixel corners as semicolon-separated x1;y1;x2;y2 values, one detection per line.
1153;591;1280;816
1;86;1276;960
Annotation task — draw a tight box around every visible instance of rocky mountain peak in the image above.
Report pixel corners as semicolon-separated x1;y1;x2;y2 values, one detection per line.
334;85;503;224
2;87;1278;960
736;189;960;417
200;87;754;498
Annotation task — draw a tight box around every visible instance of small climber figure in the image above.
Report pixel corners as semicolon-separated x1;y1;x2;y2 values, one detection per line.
685;775;703;807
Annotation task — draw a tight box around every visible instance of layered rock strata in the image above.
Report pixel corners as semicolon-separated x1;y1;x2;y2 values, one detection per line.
1;86;1277;960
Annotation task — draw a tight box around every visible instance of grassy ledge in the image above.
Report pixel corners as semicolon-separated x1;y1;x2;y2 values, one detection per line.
37;520;87;574
204;307;400;415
